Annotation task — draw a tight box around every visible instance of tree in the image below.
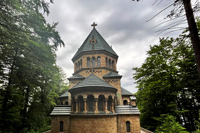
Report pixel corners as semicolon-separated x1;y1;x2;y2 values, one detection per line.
132;0;200;79
155;114;188;133
133;37;200;132
0;0;66;132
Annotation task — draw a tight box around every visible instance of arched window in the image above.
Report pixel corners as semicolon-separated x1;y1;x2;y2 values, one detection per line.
106;57;108;67
76;63;78;70
87;95;94;112
97;56;101;66
80;59;82;68
87;57;90;67
78;95;84;112
98;95;105;111
107;95;112;111
60;121;64;132
109;59;111;68
92;57;95;66
123;100;128;105
111;60;114;69
78;61;80;69
126;121;131;132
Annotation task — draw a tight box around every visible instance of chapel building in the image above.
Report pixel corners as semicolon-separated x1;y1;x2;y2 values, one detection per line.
50;23;141;133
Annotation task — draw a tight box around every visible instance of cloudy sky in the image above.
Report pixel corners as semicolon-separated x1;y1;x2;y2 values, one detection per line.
45;0;185;93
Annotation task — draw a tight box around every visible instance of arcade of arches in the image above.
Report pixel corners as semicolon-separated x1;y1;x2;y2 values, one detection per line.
75;56;116;71
71;94;115;113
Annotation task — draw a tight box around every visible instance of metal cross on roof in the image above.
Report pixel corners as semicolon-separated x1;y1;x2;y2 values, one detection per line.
91;22;97;28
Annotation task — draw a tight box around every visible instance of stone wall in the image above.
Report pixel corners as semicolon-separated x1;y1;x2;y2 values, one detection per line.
117;115;141;133
51;115;141;133
131;100;136;106
51;116;70;133
122;95;131;105
74;54;117;72
70;115;117;133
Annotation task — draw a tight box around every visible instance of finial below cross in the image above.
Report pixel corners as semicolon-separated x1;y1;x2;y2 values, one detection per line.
91;22;97;28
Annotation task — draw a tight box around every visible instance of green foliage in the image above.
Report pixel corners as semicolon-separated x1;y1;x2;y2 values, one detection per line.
155;114;188;133
0;0;67;132
133;37;200;132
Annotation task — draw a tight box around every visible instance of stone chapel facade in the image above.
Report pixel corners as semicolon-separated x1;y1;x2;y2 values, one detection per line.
50;23;141;133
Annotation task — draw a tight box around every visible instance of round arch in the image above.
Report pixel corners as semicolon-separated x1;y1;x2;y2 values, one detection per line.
123;100;128;105
87;95;94;112
98;95;105;111
78;95;84;112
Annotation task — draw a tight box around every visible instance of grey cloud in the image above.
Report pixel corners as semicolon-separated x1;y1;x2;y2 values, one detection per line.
45;0;183;92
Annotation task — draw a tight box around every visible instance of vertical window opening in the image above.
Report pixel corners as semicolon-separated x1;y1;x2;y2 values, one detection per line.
78;61;80;69
87;95;94;112
109;59;111;68
123;100;128;105
112;60;114;69
106;57;108;67
75;63;78;70
60;121;63;132
98;95;105;111
97;56;101;66
126;121;130;132
78;95;84;112
87;57;90;67
80;59;82;68
92;57;95;67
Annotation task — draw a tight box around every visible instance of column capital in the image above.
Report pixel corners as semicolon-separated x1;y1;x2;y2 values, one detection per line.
94;98;98;101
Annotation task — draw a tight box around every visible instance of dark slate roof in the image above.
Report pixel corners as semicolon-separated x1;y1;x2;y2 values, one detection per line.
121;87;133;96
68;74;85;80
115;105;140;114
72;28;118;61
59;91;69;98
103;72;122;79
50;106;71;115
70;73;115;90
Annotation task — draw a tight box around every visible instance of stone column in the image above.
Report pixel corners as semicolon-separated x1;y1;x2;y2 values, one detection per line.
83;98;87;114
112;99;115;113
71;100;74;113
94;98;98;114
75;99;78;113
104;98;109;113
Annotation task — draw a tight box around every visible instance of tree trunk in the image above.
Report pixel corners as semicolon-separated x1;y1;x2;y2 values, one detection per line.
182;0;200;79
